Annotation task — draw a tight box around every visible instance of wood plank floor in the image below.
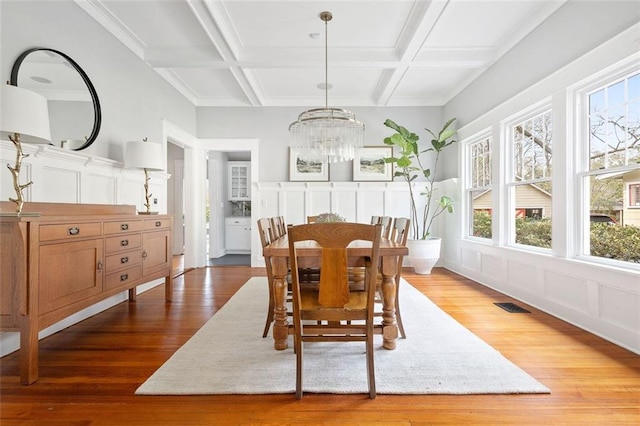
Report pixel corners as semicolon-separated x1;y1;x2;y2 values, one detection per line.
1;260;639;425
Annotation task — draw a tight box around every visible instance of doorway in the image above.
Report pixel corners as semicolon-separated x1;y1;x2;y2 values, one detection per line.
201;139;259;267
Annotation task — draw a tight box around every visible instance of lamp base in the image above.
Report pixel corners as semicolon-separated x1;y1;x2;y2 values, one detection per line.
0;212;41;218
137;211;159;215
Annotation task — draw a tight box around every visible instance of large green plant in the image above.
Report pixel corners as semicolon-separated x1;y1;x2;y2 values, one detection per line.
383;118;457;239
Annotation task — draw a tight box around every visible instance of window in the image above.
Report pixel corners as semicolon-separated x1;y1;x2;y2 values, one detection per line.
630;183;640;207
508;109;553;249
580;70;640;264
466;135;492;239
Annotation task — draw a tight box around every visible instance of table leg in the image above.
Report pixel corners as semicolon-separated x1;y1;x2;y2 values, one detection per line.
271;257;289;350
380;255;399;350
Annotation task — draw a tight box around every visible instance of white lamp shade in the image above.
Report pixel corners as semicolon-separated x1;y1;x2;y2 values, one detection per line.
1;84;51;143
125;140;165;170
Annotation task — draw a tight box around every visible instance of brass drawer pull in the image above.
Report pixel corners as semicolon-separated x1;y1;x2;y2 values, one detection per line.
155;221;162;227
68;227;80;235
120;274;128;282
142;251;148;259
121;223;129;231
120;256;129;264
97;262;103;271
120;239;129;247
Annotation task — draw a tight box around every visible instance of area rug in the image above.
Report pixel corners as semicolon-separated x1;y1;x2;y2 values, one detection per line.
136;277;549;395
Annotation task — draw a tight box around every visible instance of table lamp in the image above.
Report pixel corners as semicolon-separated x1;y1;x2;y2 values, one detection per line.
125;137;164;214
1;84;52;214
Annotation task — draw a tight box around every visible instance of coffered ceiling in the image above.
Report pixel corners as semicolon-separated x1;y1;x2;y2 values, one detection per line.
75;0;566;107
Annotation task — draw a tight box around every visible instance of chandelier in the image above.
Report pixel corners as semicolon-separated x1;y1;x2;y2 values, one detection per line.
289;11;364;163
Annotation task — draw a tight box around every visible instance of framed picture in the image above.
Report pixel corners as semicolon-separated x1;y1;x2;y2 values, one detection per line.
353;146;393;181
289;148;329;181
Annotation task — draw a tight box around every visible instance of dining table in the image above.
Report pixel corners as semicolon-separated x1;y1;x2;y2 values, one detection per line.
263;233;408;351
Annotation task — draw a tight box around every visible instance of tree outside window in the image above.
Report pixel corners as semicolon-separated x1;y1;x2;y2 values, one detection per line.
584;71;640;264
467;136;492;239
510;109;553;249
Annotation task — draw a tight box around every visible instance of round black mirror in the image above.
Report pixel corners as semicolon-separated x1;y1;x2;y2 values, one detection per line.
10;47;101;151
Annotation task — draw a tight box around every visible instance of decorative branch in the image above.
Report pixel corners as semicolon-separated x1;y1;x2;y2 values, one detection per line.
6;132;33;213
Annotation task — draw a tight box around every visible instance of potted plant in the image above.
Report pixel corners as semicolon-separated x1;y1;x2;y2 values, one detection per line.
382;118;457;274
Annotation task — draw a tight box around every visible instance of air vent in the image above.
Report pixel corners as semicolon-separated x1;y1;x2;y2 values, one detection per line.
494;302;531;313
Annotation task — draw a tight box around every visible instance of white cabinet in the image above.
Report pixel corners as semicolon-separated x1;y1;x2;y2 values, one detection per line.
228;162;250;201
225;217;251;253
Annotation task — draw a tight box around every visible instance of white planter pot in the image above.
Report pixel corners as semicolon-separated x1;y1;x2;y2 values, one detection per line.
406;237;441;274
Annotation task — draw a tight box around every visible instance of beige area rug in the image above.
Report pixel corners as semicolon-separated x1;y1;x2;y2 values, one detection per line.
136;277;550;395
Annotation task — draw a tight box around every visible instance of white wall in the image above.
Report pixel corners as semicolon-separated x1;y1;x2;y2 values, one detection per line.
441;23;640;354
442;0;640;179
197;106;444;182
1;0;197;161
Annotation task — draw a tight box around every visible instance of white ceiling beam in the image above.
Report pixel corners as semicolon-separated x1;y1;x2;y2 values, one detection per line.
187;0;262;105
375;0;450;105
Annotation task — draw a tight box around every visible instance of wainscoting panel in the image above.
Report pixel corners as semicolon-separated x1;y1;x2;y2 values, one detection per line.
460;246;480;271
333;184;358;222
447;239;640;354
480;252;503;279
506;261;538;295
283;185;306;225
82;173;117;204
307;185;332;216
544;270;589;314
600;285;640;333
41;167;80;203
358;186;385;222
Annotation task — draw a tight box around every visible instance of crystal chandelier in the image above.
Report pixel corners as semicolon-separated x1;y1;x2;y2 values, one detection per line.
289;11;364;163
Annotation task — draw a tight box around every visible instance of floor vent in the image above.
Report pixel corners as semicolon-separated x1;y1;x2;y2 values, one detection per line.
494;302;531;313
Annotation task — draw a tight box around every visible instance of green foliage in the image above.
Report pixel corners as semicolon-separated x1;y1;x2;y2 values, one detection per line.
472;211;492;238
590;222;640;263
383;118;457;239
473;211;639;263
315;212;346;223
515;217;552;248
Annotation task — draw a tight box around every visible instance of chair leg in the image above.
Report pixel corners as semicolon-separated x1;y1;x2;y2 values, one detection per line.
295;334;303;399
366;334;376;399
395;277;406;339
262;280;275;338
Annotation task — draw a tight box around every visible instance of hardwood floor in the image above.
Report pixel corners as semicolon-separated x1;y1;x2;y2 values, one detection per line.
1;260;638;425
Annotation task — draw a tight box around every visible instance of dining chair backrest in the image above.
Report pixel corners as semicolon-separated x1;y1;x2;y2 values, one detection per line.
379;216;392;238
277;216;287;236
269;216;283;240
257;217;277;338
307;215;318;224
390;217;410;247
370;216;380;225
287;222;382;399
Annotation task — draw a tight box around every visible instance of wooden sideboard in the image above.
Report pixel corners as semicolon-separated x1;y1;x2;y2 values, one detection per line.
0;202;173;385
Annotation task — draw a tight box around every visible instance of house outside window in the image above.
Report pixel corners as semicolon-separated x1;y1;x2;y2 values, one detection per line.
579;69;640;265
508;109;553;249
466;135;492;239
630;183;640;207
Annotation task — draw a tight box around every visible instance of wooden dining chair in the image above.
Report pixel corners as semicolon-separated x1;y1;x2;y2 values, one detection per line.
306;215;319;224
378;216;392;239
288;222;382;399
376;217;410;338
257;218;277;338
370;216;392;238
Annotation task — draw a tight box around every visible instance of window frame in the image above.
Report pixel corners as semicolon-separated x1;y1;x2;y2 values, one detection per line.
573;60;640;270
504;104;554;253
463;131;493;241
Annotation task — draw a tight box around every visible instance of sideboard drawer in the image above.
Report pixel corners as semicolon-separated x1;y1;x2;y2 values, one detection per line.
105;265;142;291
39;222;102;242
105;249;142;273
104;220;143;235
144;218;171;230
105;233;142;254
